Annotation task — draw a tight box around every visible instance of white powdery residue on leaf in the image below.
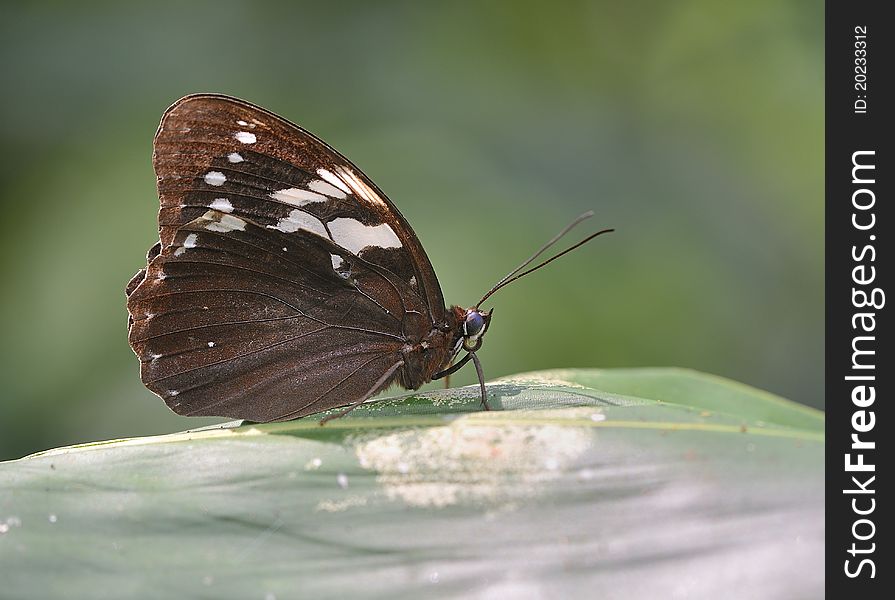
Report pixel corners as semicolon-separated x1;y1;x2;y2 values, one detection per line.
315;496;368;513
494;371;588;389
506;407;607;421
354;415;592;508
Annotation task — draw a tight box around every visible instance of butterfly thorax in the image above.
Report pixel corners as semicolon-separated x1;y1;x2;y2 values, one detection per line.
397;304;493;390
397;305;464;390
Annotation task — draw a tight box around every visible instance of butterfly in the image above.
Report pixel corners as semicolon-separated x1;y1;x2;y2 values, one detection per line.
126;94;612;423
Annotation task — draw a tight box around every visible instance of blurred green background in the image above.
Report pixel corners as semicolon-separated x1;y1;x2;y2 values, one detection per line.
0;1;822;460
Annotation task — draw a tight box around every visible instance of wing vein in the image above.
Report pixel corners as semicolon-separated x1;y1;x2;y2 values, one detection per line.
152;325;331;385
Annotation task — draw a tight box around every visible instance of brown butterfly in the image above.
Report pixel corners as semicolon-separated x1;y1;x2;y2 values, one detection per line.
126;95;612;423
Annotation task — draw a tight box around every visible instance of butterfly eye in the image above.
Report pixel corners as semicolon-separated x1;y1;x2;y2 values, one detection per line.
464;311;486;338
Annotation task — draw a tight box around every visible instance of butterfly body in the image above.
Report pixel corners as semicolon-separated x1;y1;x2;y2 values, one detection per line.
126;95;491;422
398;307;457;389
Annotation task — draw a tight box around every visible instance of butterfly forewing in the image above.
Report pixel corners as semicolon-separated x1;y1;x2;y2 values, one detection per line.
150;94;444;319
127;95;452;421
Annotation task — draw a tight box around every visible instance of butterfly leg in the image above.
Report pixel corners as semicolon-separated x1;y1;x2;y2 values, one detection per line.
444;362;452;389
470;351;490;411
432;353;489;410
432;353;472;380
319;360;405;425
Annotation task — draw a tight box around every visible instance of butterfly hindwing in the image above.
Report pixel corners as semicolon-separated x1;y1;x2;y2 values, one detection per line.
128;211;412;420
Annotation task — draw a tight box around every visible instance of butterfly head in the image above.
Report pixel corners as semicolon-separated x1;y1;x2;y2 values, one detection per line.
462;308;492;352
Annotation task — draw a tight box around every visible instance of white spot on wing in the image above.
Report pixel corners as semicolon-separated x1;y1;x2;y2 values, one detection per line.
330;254;344;270
308;179;347;199
207;341;215;347
270;209;328;237
329;218;401;253
227;152;244;163
317;168;352;195
237;120;248;126
201;210;247;233
204;171;226;186
209;198;233;213
235;131;256;144
174;246;185;256
270;188;327;206
183;233;199;248
335;166;388;208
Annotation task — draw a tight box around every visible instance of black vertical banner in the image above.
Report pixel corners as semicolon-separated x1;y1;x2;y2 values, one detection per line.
827;1;892;596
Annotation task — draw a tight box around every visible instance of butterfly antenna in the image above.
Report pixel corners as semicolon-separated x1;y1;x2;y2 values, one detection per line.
476;215;613;308
486;211;594;292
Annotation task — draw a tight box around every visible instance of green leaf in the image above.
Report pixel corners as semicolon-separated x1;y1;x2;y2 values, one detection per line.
0;368;823;598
